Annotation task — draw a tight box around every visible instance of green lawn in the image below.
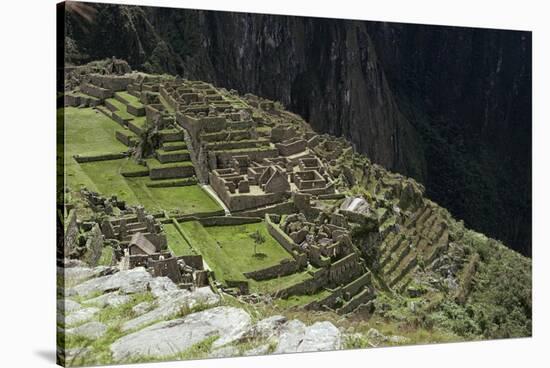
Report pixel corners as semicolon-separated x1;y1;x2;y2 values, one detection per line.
77;159;219;213
60;107;220;215
61;107;129;191
63;107;128;157
178;221;295;284
146;158;193;169
164;222;196;256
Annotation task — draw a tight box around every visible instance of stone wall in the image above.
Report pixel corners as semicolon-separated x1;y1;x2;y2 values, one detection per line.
275;268;328;298
178;255;204;270
304;272;372;311
81;83;113;99
236;201;297;217
172;209;226;222
336;288;375;315
73;152;128;163
265;214;307;265
158;130;184;144
328;252;362;285
127;104;145;117
115;129;137;147
317;193;346;200
215;148;278;169
243;258;302;281
304;288;343;311
90;74;134;91
64;93;100;107
85;224;104;267
149;165;195;180
205;139;270;151
199;216;262;227
112;111;131;127
210;172;290;211
276;139;307;156
340;272;371;297
225;279;249;294
64;209;79;257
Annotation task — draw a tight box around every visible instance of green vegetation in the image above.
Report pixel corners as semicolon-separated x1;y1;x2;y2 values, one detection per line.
273;289;332;309
164;223;195;256
62;292;156;366
62;107;129;191
178;221;294;283
249;270;314;294
63;107;128;158
105;98;134;120
145;158;193;169
249;230;266;255
115;91;143;108
58;66;531;365
161;141;186;150
67;158;220;214
128;116;147;130
463;231;532;339
98;246;113;266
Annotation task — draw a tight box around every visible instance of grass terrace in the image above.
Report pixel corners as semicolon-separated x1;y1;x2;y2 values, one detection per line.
116;91;143;108
178;221;296;286
128;116;148;130
164;222;196;256
67;158;220;214
105;98;134;120
62;107;130;191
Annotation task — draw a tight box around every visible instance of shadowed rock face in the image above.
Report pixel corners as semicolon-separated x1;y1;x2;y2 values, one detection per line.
64;4;531;256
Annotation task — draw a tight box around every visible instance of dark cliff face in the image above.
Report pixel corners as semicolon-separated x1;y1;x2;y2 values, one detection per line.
64;4;532;256
366;23;532;256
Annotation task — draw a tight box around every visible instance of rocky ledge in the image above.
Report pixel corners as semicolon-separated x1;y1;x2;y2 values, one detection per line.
58;261;343;365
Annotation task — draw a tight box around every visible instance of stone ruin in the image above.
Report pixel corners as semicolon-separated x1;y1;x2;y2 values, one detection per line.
62;64;458;314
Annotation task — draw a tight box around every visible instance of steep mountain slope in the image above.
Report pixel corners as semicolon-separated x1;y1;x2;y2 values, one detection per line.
63;3;531;256
58;61;531;366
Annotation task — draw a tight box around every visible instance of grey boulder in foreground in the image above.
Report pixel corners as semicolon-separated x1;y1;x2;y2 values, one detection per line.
111;306;251;361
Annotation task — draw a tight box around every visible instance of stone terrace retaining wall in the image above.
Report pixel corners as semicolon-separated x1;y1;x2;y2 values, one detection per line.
73;152;128;163
329;252;362;285
304;288;343;311
199;216;262;227
304;272;371;311
81;83;113;99
170;209;227;222
243;258;302;281
265;214;307;266
90;74;134;91
235;201;297;217
149;165;195;180
336;288;375;315
178;254;204;270
274;268;328;298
